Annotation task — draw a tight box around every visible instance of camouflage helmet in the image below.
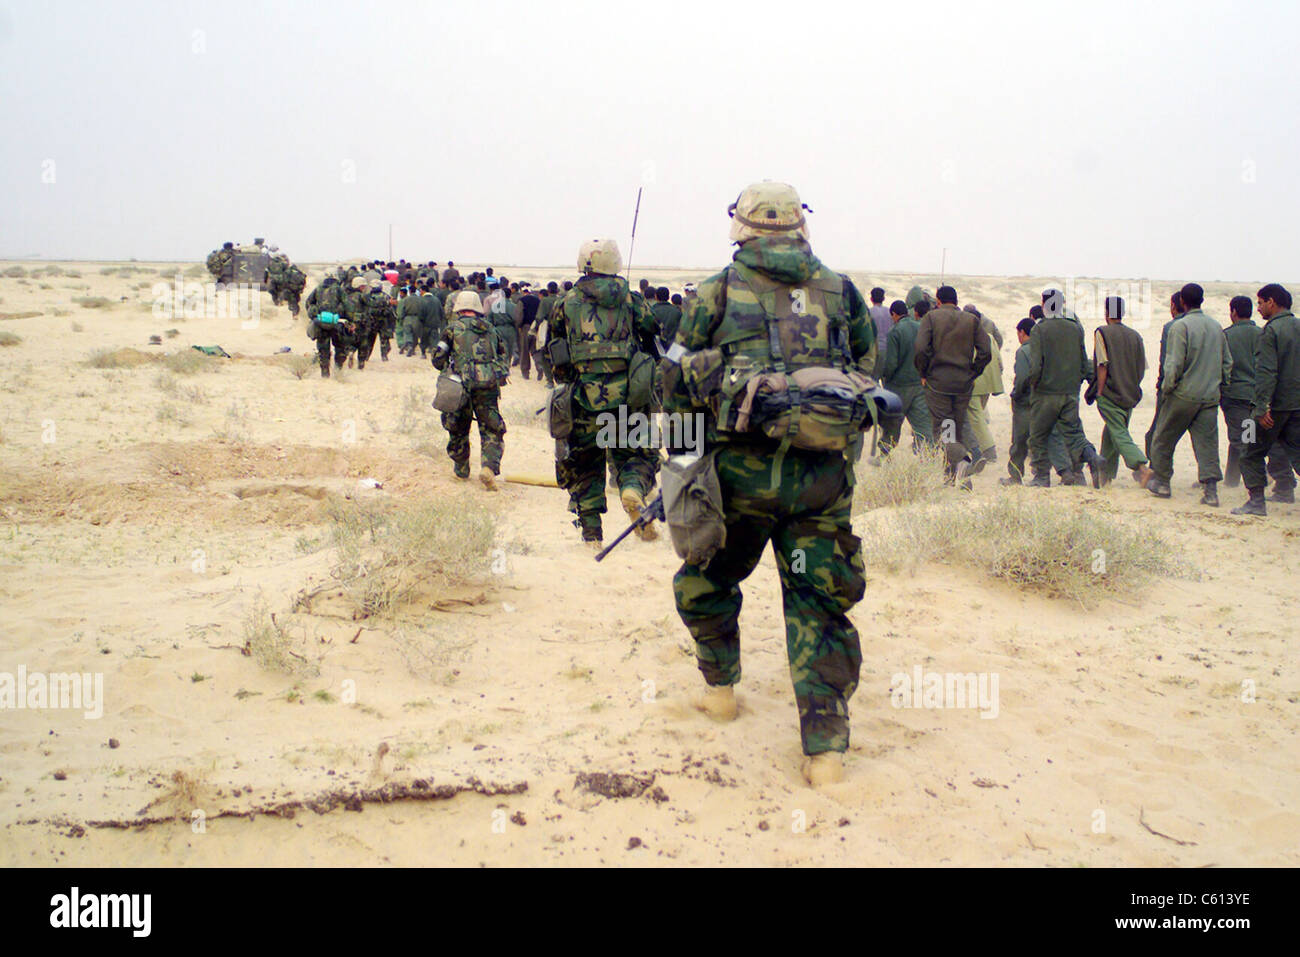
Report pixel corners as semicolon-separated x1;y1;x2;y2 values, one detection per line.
577;239;623;276
351;276;366;289
451;290;484;315
727;181;811;244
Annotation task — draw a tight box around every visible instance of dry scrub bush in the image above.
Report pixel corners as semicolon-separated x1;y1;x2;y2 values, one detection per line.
155;402;191;427
213;400;252;446
73;296;113;309
325;496;497;619
0;331;21;347
2;266;26;278
859;494;1192;603
243;594;318;676
287;354;317;379
162;349;218;375
85;347;151;369
854;441;949;510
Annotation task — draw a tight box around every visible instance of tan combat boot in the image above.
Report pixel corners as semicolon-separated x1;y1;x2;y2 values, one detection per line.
801;752;844;788
479;467;498;491
620;487;658;541
693;684;738;722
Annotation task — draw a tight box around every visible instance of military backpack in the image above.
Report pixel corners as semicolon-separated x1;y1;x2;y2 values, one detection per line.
681;261;879;455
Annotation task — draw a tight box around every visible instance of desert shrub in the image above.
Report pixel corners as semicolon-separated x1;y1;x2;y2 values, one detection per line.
243;595;318;676
324;496;497;618
0;331;21;347
161;349;217;374
155;402;191;427
0;311;40;321
212;399;252;446
73;296;112;309
855;441;949;510
287;354;317;379
69;319;83;331
84;347;153;368
2;266;26;278
859;494;1194;603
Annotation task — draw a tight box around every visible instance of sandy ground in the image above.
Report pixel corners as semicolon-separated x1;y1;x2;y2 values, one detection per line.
0;260;1297;867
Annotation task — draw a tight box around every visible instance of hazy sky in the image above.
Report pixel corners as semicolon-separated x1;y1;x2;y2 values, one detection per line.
2;0;1297;280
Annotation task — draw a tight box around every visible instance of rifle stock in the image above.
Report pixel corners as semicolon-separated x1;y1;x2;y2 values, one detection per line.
593;492;664;562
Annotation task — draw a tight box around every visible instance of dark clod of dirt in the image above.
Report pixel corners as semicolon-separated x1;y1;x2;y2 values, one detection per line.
510;811;526;826
757;820;770;831
574;771;655;799
626;836;643;850
647;786;669;804
67;825;85;838
108;738;120;749
837;817;851;827
53;771;67;781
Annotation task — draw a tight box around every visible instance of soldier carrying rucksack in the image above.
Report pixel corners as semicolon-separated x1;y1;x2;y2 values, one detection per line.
431;291;508;490
545;239;661;547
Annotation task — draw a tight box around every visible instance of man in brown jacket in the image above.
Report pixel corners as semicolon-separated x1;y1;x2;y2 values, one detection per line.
914;285;993;484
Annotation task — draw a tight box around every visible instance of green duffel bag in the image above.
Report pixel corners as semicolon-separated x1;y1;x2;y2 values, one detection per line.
547;383;574;439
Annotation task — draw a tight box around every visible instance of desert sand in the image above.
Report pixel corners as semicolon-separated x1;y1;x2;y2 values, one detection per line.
0;260;1296;867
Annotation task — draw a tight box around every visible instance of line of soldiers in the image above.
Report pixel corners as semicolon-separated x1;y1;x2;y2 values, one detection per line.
871;279;1300;515
302;272;399;376
205;239;306;314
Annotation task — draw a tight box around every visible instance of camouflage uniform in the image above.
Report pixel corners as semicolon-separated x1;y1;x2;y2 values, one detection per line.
282;263;305;316
304;279;354;376
355;288;395;364
266;256;287;304
433;302;507;478
342;285;372;368
548;273;659;541
662;227;874;757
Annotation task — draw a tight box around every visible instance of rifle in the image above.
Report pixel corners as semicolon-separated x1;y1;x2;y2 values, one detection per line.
593;491;663;562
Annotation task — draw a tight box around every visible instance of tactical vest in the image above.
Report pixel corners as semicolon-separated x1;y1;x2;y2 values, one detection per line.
561;291;637;372
452;315;504;388
314;284;347;316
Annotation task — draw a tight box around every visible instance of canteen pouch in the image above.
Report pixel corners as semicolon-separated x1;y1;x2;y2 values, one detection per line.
547;382;575;440
627;350;654;410
679;347;728;408
305;319;320;341
660;451;726;566
546;336;571;369
432;371;467;413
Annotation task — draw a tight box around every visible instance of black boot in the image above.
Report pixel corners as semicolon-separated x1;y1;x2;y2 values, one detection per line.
1200;480;1219;507
1267;485;1295;504
1083;447;1106;488
1231;487;1267;516
1026;472;1051;488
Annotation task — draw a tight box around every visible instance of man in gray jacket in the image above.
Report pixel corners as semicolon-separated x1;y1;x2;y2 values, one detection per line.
1147;283;1232;505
